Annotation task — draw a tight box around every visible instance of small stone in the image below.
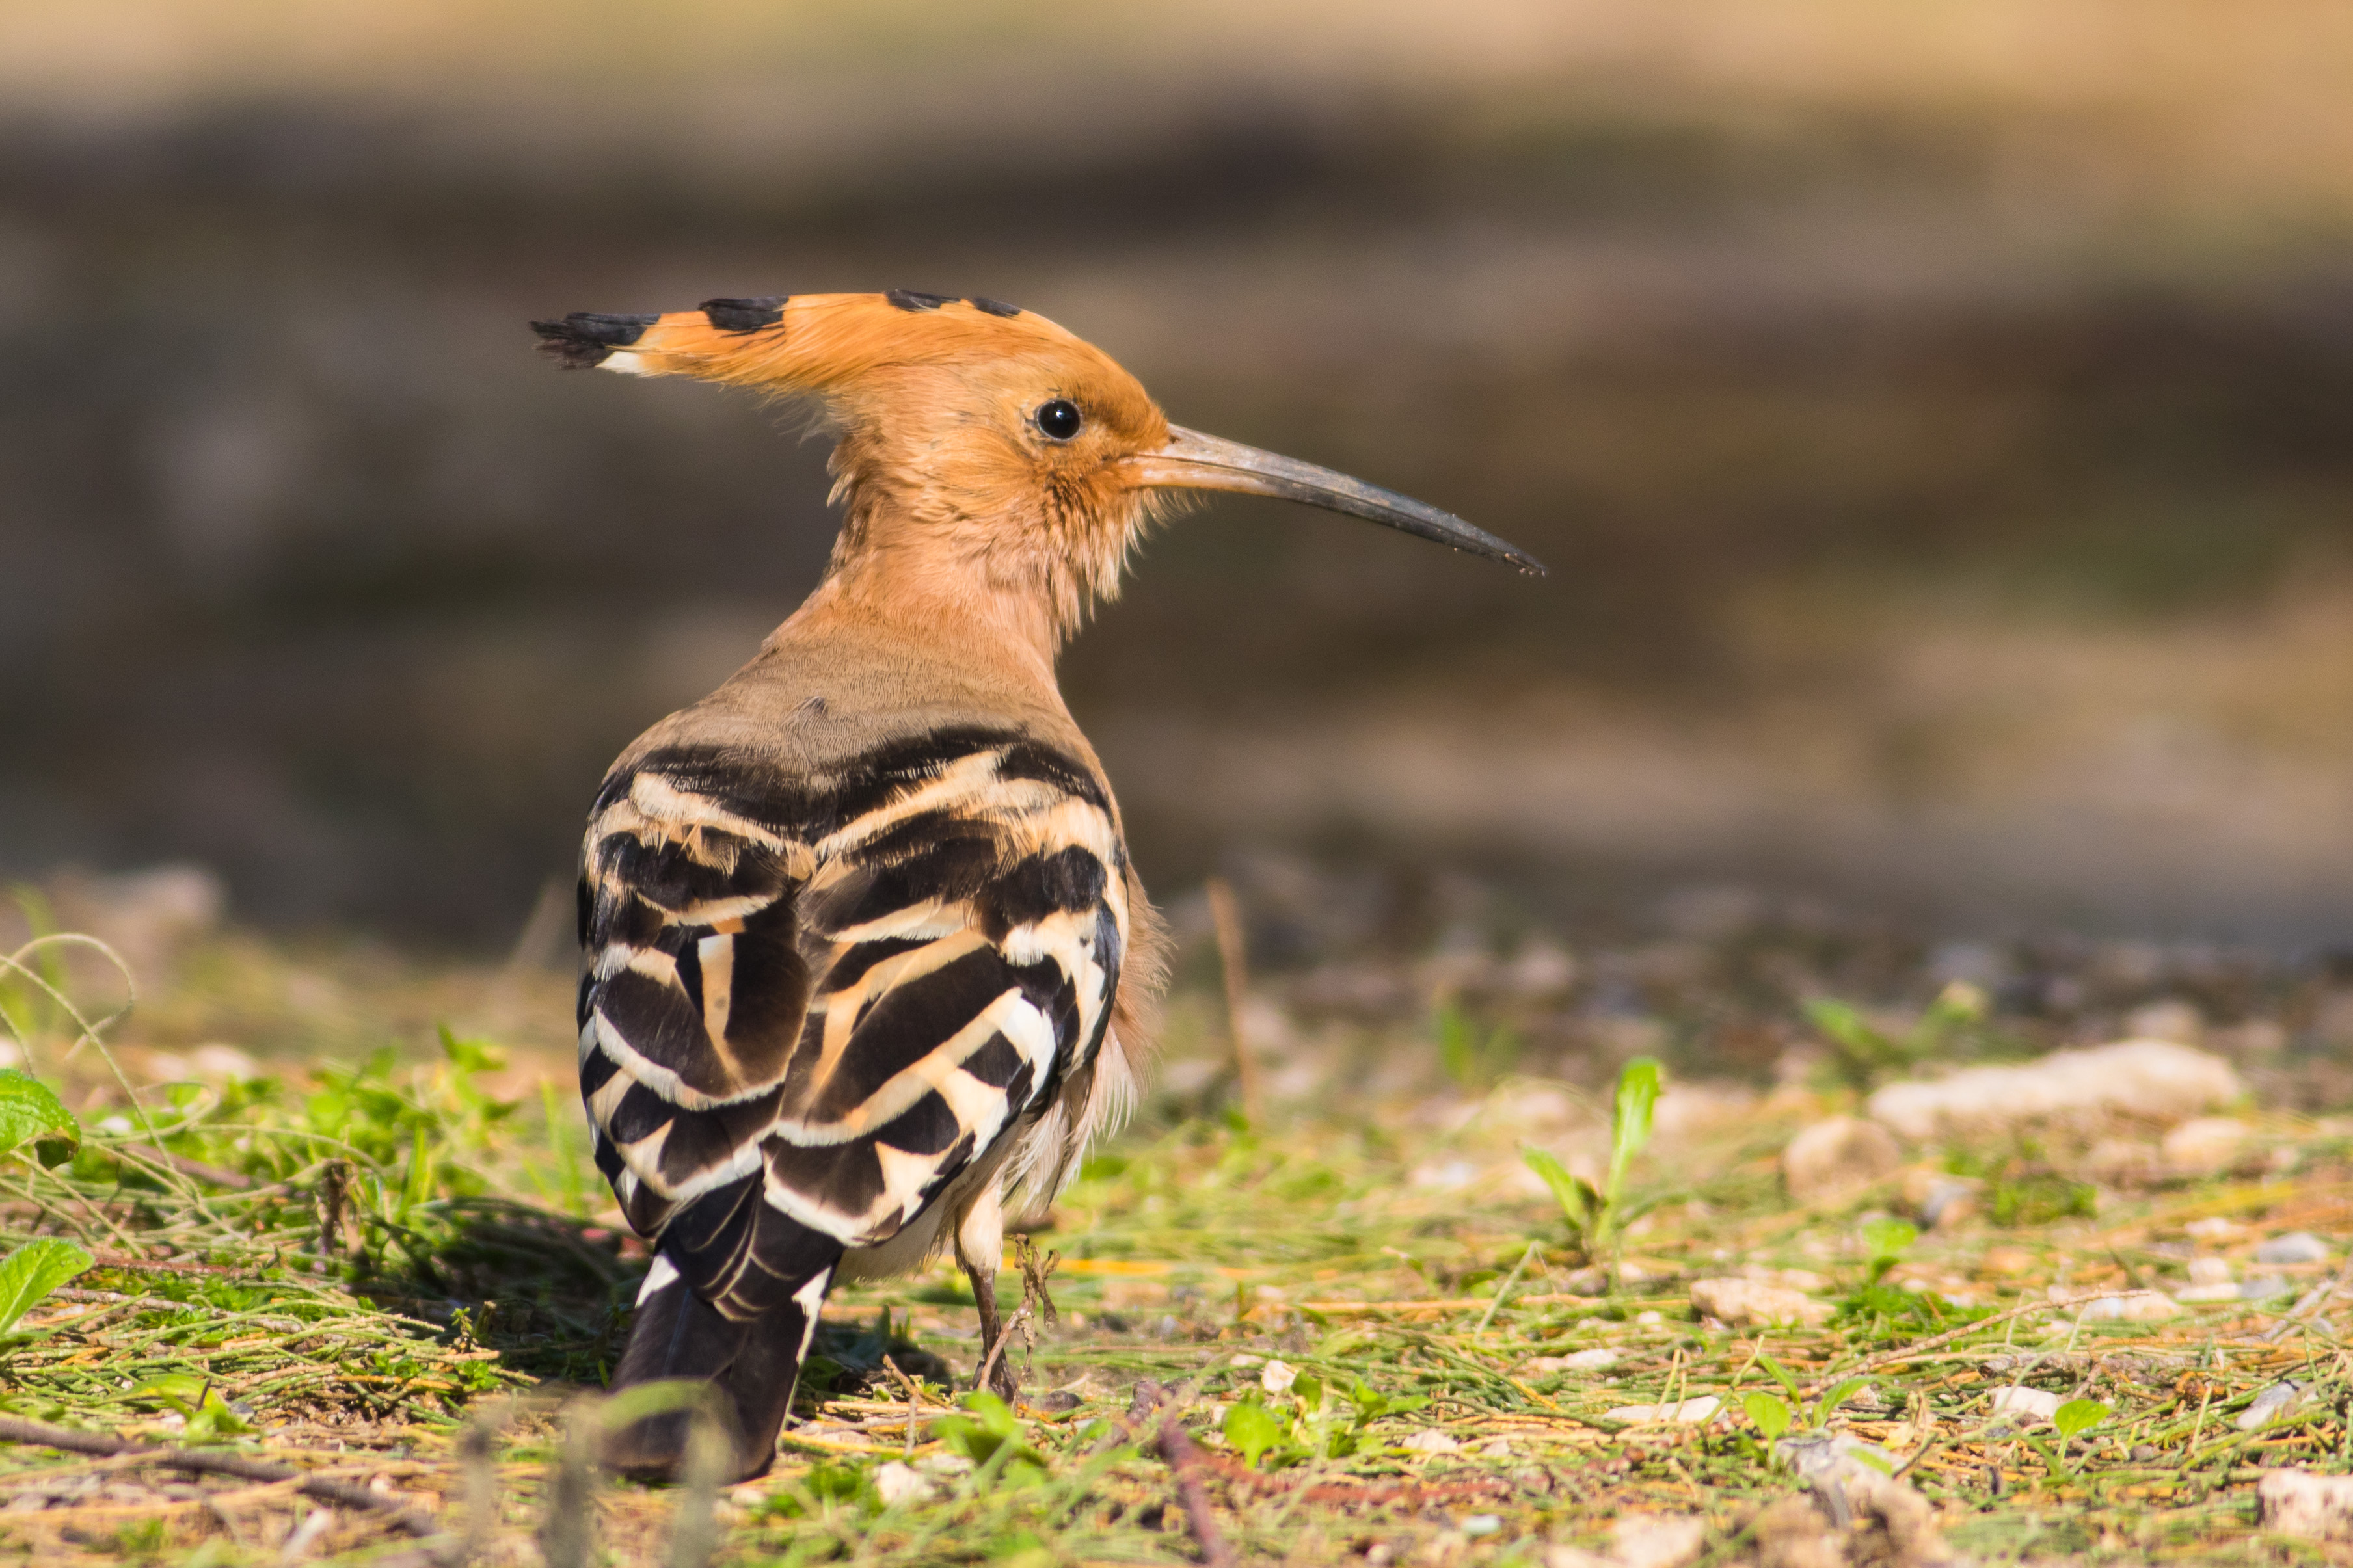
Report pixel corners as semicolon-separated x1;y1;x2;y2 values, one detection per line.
1744;1265;1832;1293
872;1461;932;1506
1690;1277;1831;1329
1866;1039;2242;1140
2239;1382;2313;1431
1916;1180;1979;1230
1989;1386;2063;1423
1604;1396;1722;1426
2185;1216;2243;1242
2261;1468;2353;1541
2256;1232;2332;1266
1546;1550;1613;1568
2126;999;2204;1044
2240;1275;2292;1301
2188;1256;2232;1286
1613;1514;1708;1568
2177;1283;2244;1303
1400;1429;1459;1454
1775;1431;1898;1484
2162;1117;2253;1174
1259;1359;1297;1395
2077;1290;2183;1323
1782;1117;1902;1204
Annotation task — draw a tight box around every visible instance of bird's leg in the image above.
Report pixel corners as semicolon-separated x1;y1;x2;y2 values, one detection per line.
955;1186;1019;1400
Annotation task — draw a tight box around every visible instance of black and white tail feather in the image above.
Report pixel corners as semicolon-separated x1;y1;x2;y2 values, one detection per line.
580;726;1142;1480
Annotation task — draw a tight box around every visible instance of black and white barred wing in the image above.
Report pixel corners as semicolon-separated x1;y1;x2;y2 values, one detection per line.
579;736;1127;1316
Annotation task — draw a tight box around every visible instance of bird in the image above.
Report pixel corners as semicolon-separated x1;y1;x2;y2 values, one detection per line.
531;288;1541;1483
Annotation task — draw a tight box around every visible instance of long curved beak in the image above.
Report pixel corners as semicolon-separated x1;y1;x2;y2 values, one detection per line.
1124;425;1546;577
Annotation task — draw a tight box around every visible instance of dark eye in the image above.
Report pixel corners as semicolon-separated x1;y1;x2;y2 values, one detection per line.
1034;399;1082;442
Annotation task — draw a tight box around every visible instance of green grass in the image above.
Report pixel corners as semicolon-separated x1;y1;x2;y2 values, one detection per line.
0;922;2345;1563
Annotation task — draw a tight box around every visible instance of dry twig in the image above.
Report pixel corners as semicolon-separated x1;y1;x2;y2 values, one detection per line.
0;1416;439;1538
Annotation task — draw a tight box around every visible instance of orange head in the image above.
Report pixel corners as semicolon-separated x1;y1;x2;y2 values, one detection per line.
533;290;1540;641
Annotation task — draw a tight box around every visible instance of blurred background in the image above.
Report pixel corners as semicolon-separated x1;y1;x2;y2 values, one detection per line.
5;0;2352;962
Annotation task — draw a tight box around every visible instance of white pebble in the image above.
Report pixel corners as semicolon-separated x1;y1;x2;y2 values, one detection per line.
872;1461;931;1506
1989;1386;2062;1423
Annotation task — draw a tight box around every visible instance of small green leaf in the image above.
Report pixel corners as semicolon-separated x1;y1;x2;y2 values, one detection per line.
1861;1217;1919;1283
1743;1392;1792;1441
1756;1352;1804;1405
2053;1399;2110;1441
0;1072;78;1168
1608;1057;1664;1195
939;1392;1042;1472
1521;1148;1593;1233
128;1371;256;1437
0;1239;90;1335
1805;998;1891;1059
438;1024;505;1076
1436;1006;1475;1090
1224;1399;1285;1469
2020;1430;2069;1480
1812;1378;1872;1427
1861;1217;1917;1264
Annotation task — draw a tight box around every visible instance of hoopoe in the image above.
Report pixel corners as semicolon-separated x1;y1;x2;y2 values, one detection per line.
533;289;1540;1482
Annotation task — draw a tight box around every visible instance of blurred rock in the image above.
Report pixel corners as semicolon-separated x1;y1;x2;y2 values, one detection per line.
1751;1496;1843;1568
2126;999;2205;1044
1866;1039;2242;1141
1526;1348;1620;1374
1691;1278;1830;1328
1771;1434;1950;1567
1501;941;1578;1000
2176;1282;2245;1303
1743;1266;1832;1293
2255;1232;2332;1265
2077;1290;2183;1323
1604;1396;1722;1426
1900;1167;1982;1229
2260;1470;2353;1541
2238;1381;2313;1431
1988;1386;2062;1423
872;1461;932;1506
1784;1117;1902;1204
2160;1117;2253;1174
1609;1515;1707;1568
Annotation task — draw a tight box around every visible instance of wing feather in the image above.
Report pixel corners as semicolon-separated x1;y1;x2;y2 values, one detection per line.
580;728;1127;1318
